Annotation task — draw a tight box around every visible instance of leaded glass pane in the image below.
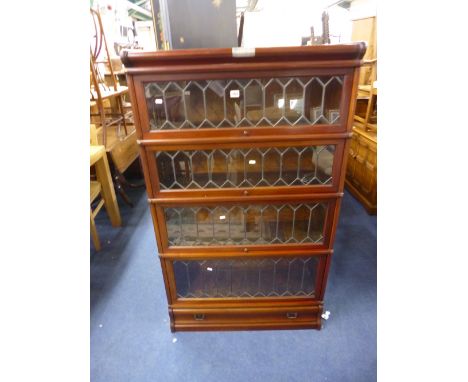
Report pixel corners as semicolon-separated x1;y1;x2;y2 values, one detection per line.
144;76;343;129
173;257;318;298
156;145;335;190
164;203;327;246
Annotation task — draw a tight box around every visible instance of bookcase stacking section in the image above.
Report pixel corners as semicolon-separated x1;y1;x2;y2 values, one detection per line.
123;43;365;331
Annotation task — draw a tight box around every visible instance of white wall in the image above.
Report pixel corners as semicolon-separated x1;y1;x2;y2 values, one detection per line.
135;21;157;51
240;0;353;48
349;0;377;20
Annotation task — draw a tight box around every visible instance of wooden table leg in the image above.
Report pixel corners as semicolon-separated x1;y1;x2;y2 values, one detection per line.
94;153;122;227
90;211;101;250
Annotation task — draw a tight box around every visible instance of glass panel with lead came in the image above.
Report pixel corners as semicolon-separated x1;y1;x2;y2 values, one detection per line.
144;76;343;129
164;202;328;247
156;145;336;190
173;257;319;298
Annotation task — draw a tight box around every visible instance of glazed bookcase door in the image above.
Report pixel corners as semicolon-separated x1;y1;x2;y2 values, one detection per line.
131;68;358;138
163;253;327;304
151;196;338;253
144;138;346;197
144;76;344;128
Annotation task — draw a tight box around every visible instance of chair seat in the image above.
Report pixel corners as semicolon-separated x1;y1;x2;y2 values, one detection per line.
90;181;101;203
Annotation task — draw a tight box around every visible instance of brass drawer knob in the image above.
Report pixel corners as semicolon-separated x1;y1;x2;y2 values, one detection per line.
243;190;249;196
243;130;249;136
243;247;249;253
286;312;298;319
194;313;205;321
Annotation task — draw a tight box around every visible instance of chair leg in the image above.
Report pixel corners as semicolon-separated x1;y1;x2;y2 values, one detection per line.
90;212;101;251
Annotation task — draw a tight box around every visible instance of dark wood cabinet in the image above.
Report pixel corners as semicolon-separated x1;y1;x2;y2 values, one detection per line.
122;43;365;331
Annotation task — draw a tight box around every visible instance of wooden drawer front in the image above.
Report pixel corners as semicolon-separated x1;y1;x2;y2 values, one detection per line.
153;197;337;251
140;75;345;132
145;139;346;196
172;305;322;331
170;256;322;300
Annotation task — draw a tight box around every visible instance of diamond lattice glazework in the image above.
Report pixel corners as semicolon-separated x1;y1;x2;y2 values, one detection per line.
173;257;318;298
164;203;327;246
145;76;343;130
156;145;335;190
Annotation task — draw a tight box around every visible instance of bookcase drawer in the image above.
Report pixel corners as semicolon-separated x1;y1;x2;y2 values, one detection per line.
171;305;323;331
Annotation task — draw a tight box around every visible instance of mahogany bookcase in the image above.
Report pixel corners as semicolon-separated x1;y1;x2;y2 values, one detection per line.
122;43;366;331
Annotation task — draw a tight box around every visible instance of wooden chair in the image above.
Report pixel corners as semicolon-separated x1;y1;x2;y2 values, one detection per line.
90;9;143;208
90;8;132;148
